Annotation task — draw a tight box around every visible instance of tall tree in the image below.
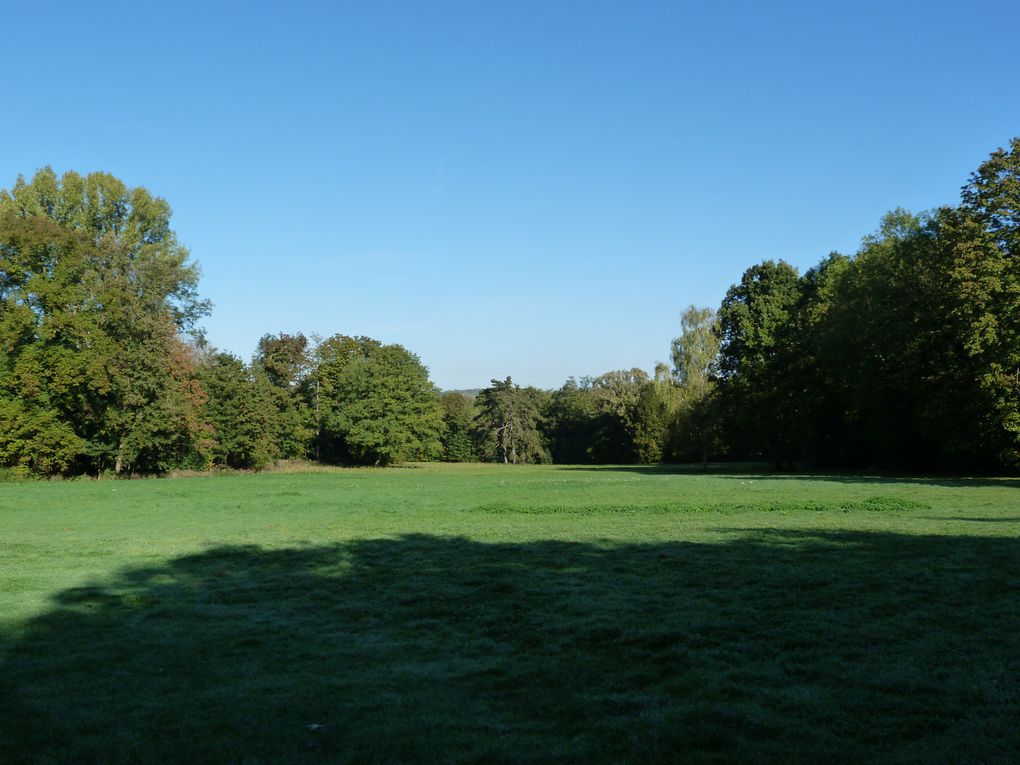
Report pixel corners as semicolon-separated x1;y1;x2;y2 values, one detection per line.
788;251;854;466
955;138;1020;465
715;260;803;464
803;205;1016;470
473;377;548;464
0;214;93;474
254;333;311;390
0;169;210;475
252;332;315;460
670;306;719;397
316;336;444;465
669;306;721;464
312;335;380;463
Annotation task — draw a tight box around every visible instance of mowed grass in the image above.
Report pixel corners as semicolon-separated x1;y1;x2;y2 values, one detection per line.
1;464;1018;764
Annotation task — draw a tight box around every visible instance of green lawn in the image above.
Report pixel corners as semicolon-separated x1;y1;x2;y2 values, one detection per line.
1;464;1018;763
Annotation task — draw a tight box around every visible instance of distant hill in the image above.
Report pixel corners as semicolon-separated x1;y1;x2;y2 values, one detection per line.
443;389;482;399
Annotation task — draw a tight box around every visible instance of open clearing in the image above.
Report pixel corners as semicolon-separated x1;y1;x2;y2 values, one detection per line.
1;464;1018;763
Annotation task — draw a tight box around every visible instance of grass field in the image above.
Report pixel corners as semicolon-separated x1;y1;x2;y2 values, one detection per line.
1;463;1018;763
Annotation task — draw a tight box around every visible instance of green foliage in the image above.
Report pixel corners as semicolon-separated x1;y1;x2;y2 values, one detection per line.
783;251;853;465
100;327;211;475
0;397;85;475
0;169;210;475
671;305;719;395
544;377;600;463
262;383;315;461
630;367;681;464
587;369;649;463
317;337;444;465
254;332;311;390
667;307;722;463
439;391;477;461
956;138;1020;464
544;367;693;466
716;261;802;381
715;261;803;464
0;466;29;482
545;370;667;465
4;138;1018;475
198;353;280;469
473;377;549;463
708;139;1020;471
0;168;208;330
794;203;1017;469
251;332;316;460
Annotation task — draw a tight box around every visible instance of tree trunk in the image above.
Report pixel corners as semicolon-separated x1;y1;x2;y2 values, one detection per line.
114;435;126;475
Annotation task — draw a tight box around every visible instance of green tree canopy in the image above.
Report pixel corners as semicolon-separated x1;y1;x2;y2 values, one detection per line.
439;391;477;462
668;307;721;464
544;377;600;464
473;377;548;464
254;333;311;390
316;336;444;466
670;305;719;397
197;352;280;470
716;260;803;464
0;169;209;475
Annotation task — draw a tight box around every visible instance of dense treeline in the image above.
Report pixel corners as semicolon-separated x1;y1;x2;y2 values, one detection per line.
1;139;1017;476
710;139;1020;471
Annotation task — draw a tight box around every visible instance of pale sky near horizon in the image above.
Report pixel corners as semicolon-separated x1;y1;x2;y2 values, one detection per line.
4;1;1020;389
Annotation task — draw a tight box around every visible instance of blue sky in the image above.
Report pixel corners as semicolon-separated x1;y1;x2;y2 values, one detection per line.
4;1;1019;389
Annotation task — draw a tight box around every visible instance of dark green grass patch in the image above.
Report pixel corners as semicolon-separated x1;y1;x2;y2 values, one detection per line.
475;495;930;514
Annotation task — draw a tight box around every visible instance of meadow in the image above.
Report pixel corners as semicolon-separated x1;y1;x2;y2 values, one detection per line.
1;463;1018;763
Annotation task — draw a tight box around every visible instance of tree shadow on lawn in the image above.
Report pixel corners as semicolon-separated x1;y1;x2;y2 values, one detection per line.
2;530;1018;764
923;517;1020;523
554;462;772;476
556;464;1020;490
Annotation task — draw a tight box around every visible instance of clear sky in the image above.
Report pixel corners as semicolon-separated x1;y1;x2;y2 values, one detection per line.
4;1;1019;389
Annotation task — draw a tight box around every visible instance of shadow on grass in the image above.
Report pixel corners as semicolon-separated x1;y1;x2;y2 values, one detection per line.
554;462;772;476
556;463;1020;489
2;531;1018;764
716;474;1020;489
926;517;1020;523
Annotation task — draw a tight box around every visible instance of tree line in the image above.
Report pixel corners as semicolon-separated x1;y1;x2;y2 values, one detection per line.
707;138;1020;471
1;139;1017;476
